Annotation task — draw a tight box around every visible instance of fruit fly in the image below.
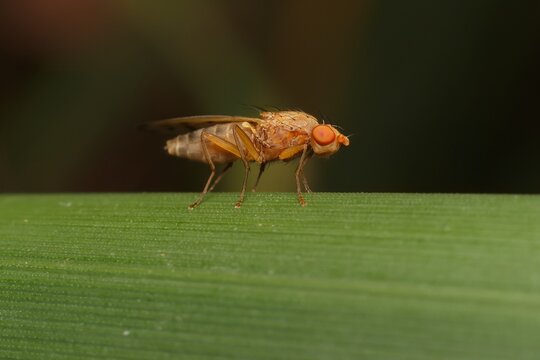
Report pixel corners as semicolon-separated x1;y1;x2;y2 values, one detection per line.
144;111;350;209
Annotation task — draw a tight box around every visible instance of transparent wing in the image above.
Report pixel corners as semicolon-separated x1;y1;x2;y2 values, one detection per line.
139;115;260;134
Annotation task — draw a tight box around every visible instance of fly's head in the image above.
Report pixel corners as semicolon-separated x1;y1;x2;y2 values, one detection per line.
310;124;349;157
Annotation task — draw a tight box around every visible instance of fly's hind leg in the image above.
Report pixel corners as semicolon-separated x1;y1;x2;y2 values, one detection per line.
190;130;253;209
208;162;233;192
189;131;216;209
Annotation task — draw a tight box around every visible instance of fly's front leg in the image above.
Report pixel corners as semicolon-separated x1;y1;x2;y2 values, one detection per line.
302;174;312;193
295;144;309;207
189;131;215;209
299;152;313;193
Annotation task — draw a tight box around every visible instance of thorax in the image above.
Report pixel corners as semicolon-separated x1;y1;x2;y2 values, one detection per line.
253;111;319;161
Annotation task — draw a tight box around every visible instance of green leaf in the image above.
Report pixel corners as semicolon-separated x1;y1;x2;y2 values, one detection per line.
1;193;540;359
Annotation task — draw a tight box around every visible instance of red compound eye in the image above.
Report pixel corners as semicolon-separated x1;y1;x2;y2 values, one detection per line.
312;125;335;146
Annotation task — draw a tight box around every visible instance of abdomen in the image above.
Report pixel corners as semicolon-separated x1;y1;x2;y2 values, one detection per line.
165;123;243;164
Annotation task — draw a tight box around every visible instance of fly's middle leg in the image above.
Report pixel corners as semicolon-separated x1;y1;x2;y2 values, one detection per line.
252;162;267;192
233;125;253;208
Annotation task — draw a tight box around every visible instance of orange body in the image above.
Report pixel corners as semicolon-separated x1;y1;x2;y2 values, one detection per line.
165;111;321;164
146;110;349;208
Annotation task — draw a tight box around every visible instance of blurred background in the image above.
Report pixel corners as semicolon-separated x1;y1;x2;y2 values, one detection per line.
0;1;539;194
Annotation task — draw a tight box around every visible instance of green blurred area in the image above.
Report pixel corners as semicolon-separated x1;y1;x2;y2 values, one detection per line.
0;1;538;193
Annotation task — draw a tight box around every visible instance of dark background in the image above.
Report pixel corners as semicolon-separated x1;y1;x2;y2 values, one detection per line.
1;1;539;194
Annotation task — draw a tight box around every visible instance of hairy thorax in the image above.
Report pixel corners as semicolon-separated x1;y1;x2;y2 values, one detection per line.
254;111;319;162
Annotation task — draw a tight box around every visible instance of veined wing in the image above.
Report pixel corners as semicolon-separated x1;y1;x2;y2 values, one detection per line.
140;115;260;134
